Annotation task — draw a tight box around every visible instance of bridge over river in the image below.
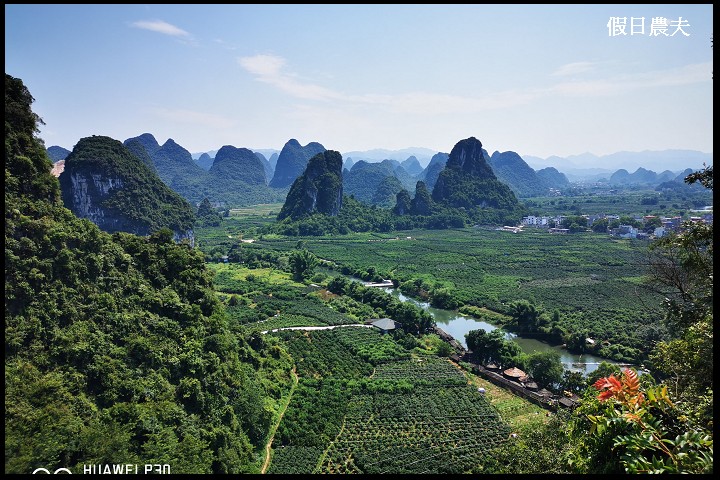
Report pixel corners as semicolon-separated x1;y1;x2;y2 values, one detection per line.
363;280;394;287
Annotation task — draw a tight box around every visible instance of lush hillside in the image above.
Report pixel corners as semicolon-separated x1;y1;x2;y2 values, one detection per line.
343;159;405;204
59;135;196;240
535;166;569;189
125;133;288;208
5;73;293;474
371;175;405;207
400;155;424;175
195;152;214;170
609;167;680;186
8;70;711;474
420;152;449;191
431;138;527;224
209;145;267;186
46;145;71;162
123;137;159;172
489;150;548;197
277;150;343;220
254;151;274;182
434;138;509;205
269;139;326;188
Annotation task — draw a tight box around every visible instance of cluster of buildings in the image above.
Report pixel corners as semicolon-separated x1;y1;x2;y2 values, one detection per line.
519;210;712;239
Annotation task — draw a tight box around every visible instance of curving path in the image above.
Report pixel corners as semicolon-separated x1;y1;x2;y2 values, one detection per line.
260;324;373;334
261;366;299;474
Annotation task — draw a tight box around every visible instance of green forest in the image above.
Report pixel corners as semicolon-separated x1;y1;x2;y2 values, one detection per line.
5;73;713;474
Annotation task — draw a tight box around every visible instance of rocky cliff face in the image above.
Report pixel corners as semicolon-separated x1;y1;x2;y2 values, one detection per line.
50;159;66;177
64;170;199;242
443;137;496;178
66;170;124;227
59;135;196;245
277;150;343;220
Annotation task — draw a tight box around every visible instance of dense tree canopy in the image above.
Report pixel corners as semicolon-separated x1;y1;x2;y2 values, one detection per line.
59;135;196;236
5;73;290;474
196;197;223;227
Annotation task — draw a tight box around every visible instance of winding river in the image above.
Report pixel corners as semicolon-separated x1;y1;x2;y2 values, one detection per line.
382;287;627;377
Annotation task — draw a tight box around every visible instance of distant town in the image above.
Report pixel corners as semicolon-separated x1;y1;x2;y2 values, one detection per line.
497;206;713;239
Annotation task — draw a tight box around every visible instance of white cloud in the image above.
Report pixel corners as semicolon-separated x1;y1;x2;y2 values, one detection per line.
238;54;343;101
547;61;712;96
239;54;712;115
131;20;191;38
238;54;286;76
551;61;597;76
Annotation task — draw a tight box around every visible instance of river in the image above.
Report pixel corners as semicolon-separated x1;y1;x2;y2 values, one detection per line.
381;287;627;377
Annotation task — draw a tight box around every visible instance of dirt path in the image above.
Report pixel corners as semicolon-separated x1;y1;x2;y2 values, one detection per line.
261;366;299;474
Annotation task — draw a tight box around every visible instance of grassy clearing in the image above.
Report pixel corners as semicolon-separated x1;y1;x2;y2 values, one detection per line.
229;203;284;217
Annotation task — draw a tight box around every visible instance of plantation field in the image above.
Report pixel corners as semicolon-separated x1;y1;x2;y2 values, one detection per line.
258;228;663;316
248;227;667;360
196;222;669;361
228;202;284;217
208;263;363;334
195;210;279;253
266;340;530;474
522;189;712;217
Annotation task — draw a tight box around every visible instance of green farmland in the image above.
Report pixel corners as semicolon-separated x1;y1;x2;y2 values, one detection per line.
246;227;666;362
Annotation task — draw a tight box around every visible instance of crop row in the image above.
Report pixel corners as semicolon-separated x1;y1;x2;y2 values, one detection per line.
346;385;500;419
266;445;325;474
372;357;467;384
320;415;510;474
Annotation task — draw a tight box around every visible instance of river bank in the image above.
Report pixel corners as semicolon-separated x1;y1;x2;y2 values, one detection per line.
377;286;630;377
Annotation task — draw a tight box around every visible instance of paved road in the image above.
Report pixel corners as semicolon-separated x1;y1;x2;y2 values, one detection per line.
261;324;373;334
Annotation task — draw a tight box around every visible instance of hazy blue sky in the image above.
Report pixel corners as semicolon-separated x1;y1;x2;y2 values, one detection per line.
5;4;713;159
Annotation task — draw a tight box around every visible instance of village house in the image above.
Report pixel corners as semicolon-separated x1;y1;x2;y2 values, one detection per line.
610;224;638;239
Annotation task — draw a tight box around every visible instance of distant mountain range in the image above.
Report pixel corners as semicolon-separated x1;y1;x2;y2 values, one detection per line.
184;145;713;184
53;141;711;181
522;150;712;181
47;136;712;208
341;147;437;168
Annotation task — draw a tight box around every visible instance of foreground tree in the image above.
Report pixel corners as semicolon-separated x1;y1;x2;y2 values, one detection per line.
527;351;564;389
5;73;288;474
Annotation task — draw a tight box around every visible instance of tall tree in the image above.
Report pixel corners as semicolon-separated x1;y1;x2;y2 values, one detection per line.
527;351;564;389
288;249;318;282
